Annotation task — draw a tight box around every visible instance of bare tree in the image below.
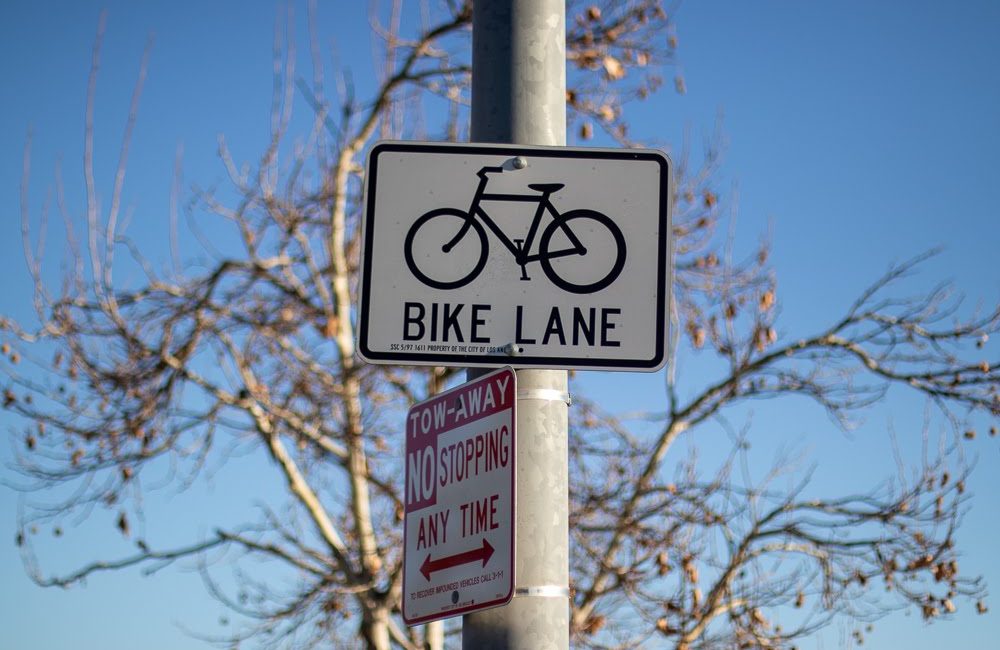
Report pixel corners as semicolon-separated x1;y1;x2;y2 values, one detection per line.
3;2;997;649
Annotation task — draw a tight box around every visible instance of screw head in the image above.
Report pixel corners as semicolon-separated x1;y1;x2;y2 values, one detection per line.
512;156;527;170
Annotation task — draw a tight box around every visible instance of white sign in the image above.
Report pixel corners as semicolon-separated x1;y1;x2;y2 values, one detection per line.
357;141;672;371
402;367;516;625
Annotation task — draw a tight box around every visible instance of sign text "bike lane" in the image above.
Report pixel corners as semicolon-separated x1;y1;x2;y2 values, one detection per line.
358;141;672;371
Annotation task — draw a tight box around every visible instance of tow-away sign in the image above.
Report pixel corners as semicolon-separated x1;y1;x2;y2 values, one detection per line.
402;367;516;625
357;141;672;371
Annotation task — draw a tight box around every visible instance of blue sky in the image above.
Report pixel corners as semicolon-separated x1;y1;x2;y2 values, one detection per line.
1;1;998;648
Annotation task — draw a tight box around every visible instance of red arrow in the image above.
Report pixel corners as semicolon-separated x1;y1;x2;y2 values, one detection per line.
420;538;495;581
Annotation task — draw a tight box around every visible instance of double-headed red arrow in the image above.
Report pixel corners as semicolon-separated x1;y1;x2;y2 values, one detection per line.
420;538;495;581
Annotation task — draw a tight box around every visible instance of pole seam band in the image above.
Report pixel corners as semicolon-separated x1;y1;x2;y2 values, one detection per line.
513;585;571;598
516;388;572;406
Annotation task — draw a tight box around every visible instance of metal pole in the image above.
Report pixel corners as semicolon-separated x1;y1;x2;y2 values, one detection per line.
464;1;569;648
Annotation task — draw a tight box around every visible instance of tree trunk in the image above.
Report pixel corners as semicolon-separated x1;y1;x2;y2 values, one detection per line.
362;606;391;650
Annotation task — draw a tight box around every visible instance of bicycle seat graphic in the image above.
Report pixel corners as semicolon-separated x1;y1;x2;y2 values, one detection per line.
403;165;626;294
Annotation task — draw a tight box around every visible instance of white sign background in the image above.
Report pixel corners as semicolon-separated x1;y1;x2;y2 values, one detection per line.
358;141;671;370
402;368;515;625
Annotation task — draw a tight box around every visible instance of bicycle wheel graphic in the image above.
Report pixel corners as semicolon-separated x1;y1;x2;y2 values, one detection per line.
404;208;489;290
538;209;626;294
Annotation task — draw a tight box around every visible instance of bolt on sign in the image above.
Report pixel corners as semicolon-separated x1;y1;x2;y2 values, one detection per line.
357;141;672;371
402;367;516;625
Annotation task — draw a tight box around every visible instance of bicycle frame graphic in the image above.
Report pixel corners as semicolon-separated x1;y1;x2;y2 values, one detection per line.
403;165;626;295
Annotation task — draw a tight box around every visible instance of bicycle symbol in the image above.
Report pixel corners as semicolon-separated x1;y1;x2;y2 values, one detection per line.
403;165;626;294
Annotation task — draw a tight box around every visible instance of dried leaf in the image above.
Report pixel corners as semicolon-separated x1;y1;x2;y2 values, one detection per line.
657;551;671;576
323;316;339;339
759;290;776;312
683;555;699;583
603;55;625;80
583;614;605;634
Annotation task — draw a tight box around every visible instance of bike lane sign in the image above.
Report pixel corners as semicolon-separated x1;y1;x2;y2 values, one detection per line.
402;367;516;625
357;141;672;370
